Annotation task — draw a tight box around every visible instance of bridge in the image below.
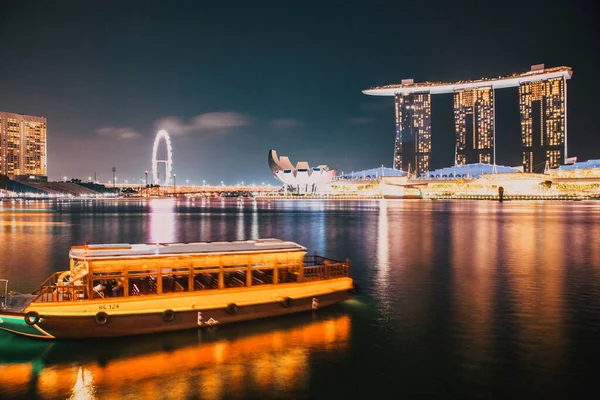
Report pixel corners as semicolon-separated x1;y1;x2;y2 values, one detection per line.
104;183;280;196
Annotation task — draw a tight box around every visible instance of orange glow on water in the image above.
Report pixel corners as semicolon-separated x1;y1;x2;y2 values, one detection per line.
0;315;350;399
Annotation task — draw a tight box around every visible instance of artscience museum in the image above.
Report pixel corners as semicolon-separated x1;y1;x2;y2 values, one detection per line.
268;150;336;194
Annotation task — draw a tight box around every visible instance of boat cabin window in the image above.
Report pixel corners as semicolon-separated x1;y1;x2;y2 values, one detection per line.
223;265;247;288
193;266;220;290
91;272;126;298
128;268;159;296
251;264;274;286
162;267;190;293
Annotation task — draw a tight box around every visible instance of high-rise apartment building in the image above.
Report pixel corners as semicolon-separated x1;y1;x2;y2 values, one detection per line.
0;111;47;179
454;87;494;165
519;75;566;172
393;91;432;174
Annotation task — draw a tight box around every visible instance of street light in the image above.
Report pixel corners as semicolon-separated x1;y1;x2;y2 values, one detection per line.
145;170;148;186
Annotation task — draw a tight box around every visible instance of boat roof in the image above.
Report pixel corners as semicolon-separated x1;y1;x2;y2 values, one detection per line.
69;239;307;260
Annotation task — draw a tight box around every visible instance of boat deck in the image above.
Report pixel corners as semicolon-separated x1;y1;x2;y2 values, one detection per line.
1;294;36;313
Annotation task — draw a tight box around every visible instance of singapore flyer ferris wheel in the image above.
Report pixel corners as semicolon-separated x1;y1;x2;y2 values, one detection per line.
151;130;173;186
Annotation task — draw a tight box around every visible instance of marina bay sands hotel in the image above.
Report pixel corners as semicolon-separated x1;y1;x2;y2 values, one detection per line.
363;64;573;174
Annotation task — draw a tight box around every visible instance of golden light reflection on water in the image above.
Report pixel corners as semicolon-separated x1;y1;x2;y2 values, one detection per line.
68;367;96;400
0;209;58;290
502;204;565;370
0;315;350;399
375;200;389;295
451;202;496;367
372;201;600;378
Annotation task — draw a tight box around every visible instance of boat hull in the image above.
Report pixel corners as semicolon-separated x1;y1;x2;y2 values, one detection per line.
0;289;352;339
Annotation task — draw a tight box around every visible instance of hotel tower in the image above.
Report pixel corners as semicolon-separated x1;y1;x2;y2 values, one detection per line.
0;111;47;180
364;64;572;174
393;86;432;174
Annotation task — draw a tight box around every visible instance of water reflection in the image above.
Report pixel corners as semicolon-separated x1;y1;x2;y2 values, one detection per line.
148;199;176;243
0;315;350;399
251;203;259;240
236;206;244;240
375;200;389;293
0;208;57;291
0;199;599;397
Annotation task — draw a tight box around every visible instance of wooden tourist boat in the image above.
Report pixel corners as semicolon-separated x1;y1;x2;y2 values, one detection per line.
0;239;355;339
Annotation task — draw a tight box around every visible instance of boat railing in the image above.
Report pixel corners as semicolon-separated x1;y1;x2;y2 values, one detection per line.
0;279;8;310
31;272;65;295
31;272;89;303
32;284;89;303
303;255;350;282
24;256;349;303
304;254;346;267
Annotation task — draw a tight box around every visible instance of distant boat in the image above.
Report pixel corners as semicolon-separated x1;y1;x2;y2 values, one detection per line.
0;239;355;339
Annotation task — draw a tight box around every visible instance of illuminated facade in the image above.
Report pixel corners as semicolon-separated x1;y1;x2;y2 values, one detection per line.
394;91;431;174
268;149;336;194
364;65;572;175
519;77;566;172
0;111;47;179
454;87;494;165
152;129;173;186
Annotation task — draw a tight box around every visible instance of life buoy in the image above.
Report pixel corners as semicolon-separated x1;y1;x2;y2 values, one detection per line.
226;303;238;315
57;271;71;286
95;311;109;325
24;311;40;326
162;309;175;322
281;297;292;308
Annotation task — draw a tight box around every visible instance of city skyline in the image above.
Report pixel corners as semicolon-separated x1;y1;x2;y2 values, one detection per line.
0;1;598;183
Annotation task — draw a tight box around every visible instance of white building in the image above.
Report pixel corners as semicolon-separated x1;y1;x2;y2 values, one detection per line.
268;149;336;194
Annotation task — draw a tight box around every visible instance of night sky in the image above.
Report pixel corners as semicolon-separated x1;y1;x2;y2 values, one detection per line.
1;0;598;184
